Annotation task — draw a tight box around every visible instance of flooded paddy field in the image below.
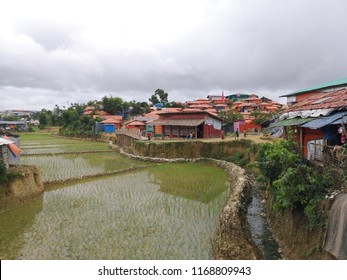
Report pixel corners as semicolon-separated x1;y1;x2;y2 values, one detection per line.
21;153;152;182
0;134;229;259
20;134;109;155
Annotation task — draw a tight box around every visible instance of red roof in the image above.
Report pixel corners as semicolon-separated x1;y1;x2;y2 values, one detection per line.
101;118;121;124
107;115;123;121
286;88;347;112
126;120;145;126
156;109;222;120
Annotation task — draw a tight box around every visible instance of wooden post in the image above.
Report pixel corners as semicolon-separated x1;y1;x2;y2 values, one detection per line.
194;126;197;139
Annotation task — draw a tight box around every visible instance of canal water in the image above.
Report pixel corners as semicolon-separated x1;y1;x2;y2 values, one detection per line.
1;135;228;259
247;186;282;260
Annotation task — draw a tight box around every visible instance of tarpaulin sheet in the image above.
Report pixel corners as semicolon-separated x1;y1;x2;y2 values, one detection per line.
300;111;347;129
1;135;21;157
323;193;347;259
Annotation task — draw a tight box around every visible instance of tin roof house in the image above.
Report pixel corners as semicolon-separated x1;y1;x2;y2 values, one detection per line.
280;77;347;105
274;79;347;167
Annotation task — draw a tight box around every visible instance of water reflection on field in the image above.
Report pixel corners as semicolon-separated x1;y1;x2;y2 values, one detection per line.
21;153;152;182
1;171;227;259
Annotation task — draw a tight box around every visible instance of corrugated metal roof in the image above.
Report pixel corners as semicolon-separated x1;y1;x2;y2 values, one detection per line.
331;116;347;125
270;117;314;127
150;119;205;127
283;89;347;112
0;121;26;125
281;77;347;97
300;111;347;129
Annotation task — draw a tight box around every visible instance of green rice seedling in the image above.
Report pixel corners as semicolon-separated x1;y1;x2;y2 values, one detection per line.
148;163;228;203
21;152;153;182
1;169;228;260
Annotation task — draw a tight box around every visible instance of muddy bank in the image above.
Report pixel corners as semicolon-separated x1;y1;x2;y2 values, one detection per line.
0;165;43;211
213;161;263;260
43;165;150;188
268;208;335;260
114;135;252;159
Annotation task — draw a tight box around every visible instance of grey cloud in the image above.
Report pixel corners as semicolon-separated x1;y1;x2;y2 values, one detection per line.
1;0;347;110
15;20;80;51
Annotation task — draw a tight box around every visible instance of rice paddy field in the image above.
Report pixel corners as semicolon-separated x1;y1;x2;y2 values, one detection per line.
0;133;229;259
20;134;109;155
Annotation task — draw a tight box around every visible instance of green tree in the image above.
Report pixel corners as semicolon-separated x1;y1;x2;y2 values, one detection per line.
149;89;169;106
218;110;243;125
61;108;79;126
125;100;151;116
102;96;124;115
250;109;273;125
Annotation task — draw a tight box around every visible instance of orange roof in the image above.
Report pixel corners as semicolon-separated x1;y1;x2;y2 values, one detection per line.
94;110;109;116
259;102;271;106
245;97;261;102
126;120;145;126
205;108;218;114
148;108;182;114
213;100;228;104
189;104;213;109
101;118;121;124
107;115;123;121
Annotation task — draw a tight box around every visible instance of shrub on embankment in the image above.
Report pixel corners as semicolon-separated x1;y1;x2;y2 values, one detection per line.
254;138;343;259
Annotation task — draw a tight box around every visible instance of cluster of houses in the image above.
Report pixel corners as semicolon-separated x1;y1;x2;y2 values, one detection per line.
2;77;346;169
86;93;282;139
86;77;347;167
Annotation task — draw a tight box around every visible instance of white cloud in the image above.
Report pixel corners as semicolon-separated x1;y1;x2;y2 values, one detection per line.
1;0;347;110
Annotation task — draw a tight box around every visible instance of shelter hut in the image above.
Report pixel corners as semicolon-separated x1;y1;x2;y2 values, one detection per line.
150;109;222;139
101;118;121;133
274;83;347;166
125;120;146;131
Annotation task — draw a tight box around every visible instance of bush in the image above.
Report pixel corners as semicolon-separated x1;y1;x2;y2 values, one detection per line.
0;162;20;186
255;139;337;230
0;162;8;184
256;139;300;186
224;152;250;167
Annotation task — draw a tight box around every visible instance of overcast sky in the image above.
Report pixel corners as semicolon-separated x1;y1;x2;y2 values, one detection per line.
1;0;346;111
